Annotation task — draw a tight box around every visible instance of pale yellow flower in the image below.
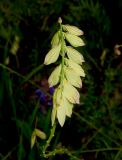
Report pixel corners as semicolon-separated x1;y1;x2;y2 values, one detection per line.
65;33;85;47
44;18;86;127
65;58;85;77
63;97;73;117
51;31;60;47
48;64;61;87
63;79;80;104
44;43;61;65
64;67;82;88
63;24;84;36
66;46;84;64
57;101;66;127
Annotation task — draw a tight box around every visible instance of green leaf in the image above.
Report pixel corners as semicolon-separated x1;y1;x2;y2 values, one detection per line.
31;131;36;149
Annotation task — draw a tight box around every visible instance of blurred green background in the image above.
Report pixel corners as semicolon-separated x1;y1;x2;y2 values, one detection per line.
0;0;122;160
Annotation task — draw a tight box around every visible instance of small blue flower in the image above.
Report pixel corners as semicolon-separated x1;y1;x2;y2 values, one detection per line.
49;87;55;95
35;89;46;104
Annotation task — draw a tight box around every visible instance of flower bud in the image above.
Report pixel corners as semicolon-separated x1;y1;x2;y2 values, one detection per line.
51;31;60;47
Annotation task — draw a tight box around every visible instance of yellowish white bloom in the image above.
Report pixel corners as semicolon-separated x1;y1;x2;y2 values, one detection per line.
51;31;60;47
65;33;85;47
63;24;84;36
48;64;61;87
51;86;74;126
65;58;85;77
66;46;84;64
44;18;85;127
64;67;82;88
63;80;80;104
44;43;61;65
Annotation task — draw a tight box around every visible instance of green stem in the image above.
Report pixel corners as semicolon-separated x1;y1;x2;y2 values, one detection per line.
59;19;65;94
42;122;56;158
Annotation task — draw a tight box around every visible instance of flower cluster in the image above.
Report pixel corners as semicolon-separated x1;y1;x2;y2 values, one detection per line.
44;18;85;127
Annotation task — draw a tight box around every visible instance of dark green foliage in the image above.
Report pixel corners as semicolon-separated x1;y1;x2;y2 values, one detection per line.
0;0;122;160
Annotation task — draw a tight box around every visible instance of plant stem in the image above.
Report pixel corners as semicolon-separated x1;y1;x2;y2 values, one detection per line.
59;18;65;94
42;122;56;158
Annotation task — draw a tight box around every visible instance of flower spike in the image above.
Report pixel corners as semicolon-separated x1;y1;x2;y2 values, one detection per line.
44;18;85;127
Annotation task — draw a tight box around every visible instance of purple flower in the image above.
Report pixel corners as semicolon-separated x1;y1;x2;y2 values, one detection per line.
49;87;55;95
35;89;46;104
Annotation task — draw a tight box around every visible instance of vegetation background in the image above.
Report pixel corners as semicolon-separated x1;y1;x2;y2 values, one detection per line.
0;0;122;159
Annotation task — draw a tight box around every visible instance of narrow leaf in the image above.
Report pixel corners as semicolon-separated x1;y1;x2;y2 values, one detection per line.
31;131;36;149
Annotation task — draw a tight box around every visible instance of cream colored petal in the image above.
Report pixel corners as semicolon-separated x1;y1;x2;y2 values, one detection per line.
48;64;61;87
51;31;60;47
63;24;84;36
65;67;82;88
64;98;73;117
63;80;80;104
65;58;85;77
44;44;61;65
55;86;62;105
65;33;85;47
35;128;46;139
57;103;66;127
66;46;84;64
